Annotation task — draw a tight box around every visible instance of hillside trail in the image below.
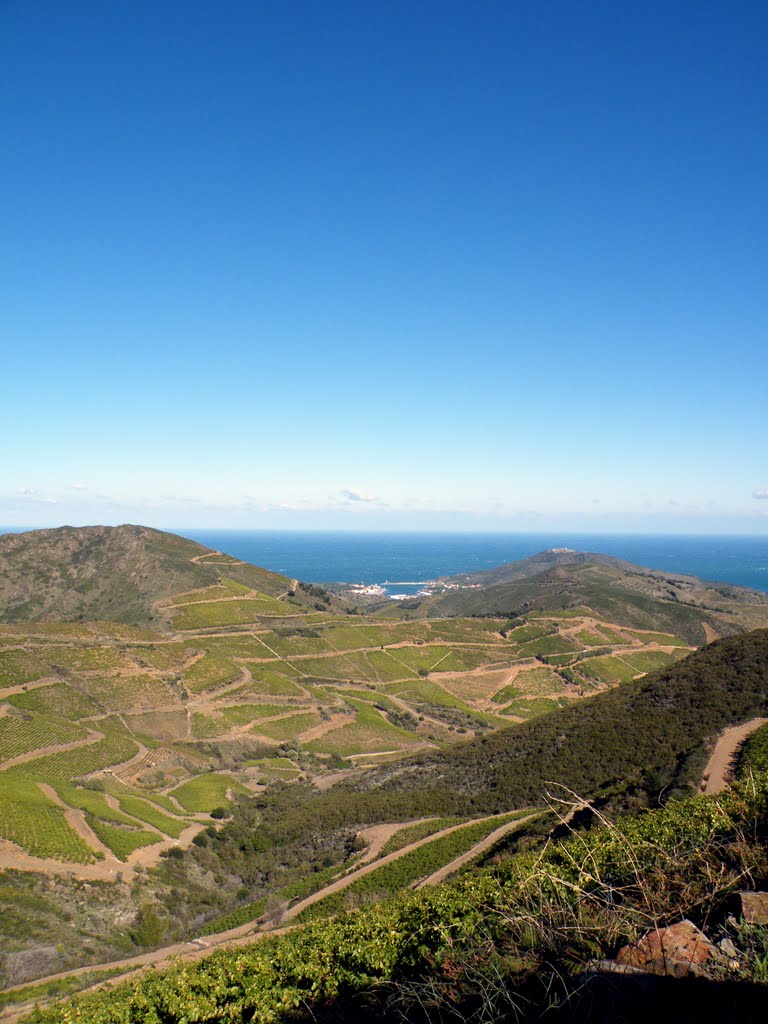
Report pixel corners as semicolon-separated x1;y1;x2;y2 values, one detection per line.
353;818;436;865
312;766;367;790
702;622;720;644
0;923;298;1024
0;777;205;883
277;579;300;599
557;615;696;648
37;784;118;862
164;590;269;608
0;809;540;1014
189;553;247;566
700;717;768;794
0;676;63;698
281;810;541;922
162;633;688;672
414;812;539;888
330;687;450;742
557;615;628;639
295;712;354;743
126;822;206;870
0;841;125;882
0;818;205;886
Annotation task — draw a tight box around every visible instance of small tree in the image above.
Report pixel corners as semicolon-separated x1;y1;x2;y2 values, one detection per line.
264;896;288;928
131;903;168;947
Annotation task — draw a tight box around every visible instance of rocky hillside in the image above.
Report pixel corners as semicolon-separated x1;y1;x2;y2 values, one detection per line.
0;525;292;626
411;550;768;645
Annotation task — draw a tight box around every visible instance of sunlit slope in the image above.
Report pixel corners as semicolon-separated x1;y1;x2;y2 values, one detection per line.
412;550;768;644
24;763;768;1024
0;603;694;869
0;525;296;626
340;627;768;808
2;529;763;878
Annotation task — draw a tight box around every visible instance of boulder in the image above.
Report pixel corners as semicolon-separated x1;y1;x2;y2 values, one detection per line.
740;891;768;925
615;920;718;978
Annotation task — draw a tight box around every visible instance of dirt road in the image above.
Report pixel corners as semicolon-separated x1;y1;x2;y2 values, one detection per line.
700;717;767;794
283;810;540;921
0;809;540;1018
0;729;104;771
415;814;535;887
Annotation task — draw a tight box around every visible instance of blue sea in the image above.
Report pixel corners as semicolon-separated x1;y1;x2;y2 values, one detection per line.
180;531;768;596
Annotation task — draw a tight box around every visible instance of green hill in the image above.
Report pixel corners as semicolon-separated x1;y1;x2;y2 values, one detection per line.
408;549;768;645
20;746;768;1023
0;525;299;626
83;628;767;962
222;628;768;866
4;531;768;1005
339;628;768;809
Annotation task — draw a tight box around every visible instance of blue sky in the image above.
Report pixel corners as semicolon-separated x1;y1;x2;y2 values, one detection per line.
2;1;767;533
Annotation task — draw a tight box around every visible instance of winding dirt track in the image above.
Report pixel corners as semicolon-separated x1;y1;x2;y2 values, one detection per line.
354;820;431;865
0;810;540;1020
700;717;768;795
38;784;117;862
702;622;720;644
281;811;540;922
414;815;533;887
0;842;125;882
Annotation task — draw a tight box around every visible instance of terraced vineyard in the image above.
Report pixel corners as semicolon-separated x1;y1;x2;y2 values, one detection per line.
11;733;139;780
84;816;158;860
170;772;250;812
0;545;697;877
0;711;88;761
5;529;768;1007
0;777;96;862
297;810;536;922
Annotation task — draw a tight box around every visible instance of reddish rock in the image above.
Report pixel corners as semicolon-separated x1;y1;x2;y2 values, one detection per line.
740;891;768;925
615;920;718;978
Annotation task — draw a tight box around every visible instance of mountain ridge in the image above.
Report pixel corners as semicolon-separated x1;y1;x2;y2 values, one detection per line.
437;547;635;585
3;527;768;1009
405;549;768;645
0;525;293;626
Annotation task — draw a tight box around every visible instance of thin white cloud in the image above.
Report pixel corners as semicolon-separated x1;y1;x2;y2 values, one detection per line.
11;490;58;504
340;488;377;503
753;489;768;500
67;483;88;491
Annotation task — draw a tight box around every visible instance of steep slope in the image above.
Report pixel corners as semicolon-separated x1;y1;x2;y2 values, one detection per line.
413;550;768;644
18;739;768;1023
0;525;292;626
335;628;768;809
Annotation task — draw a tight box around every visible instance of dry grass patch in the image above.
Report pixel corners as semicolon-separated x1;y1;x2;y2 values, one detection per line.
437;669;518;702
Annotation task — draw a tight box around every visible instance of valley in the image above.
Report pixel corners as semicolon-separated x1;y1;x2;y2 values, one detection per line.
0;579;697;877
2;526;768;1020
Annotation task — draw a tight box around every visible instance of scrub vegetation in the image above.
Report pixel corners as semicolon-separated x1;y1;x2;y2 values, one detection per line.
2;526;768;1012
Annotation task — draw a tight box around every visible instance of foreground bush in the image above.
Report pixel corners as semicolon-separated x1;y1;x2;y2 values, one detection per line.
24;767;768;1024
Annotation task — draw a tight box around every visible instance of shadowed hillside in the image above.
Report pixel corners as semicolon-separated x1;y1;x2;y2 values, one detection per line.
333;628;768;809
